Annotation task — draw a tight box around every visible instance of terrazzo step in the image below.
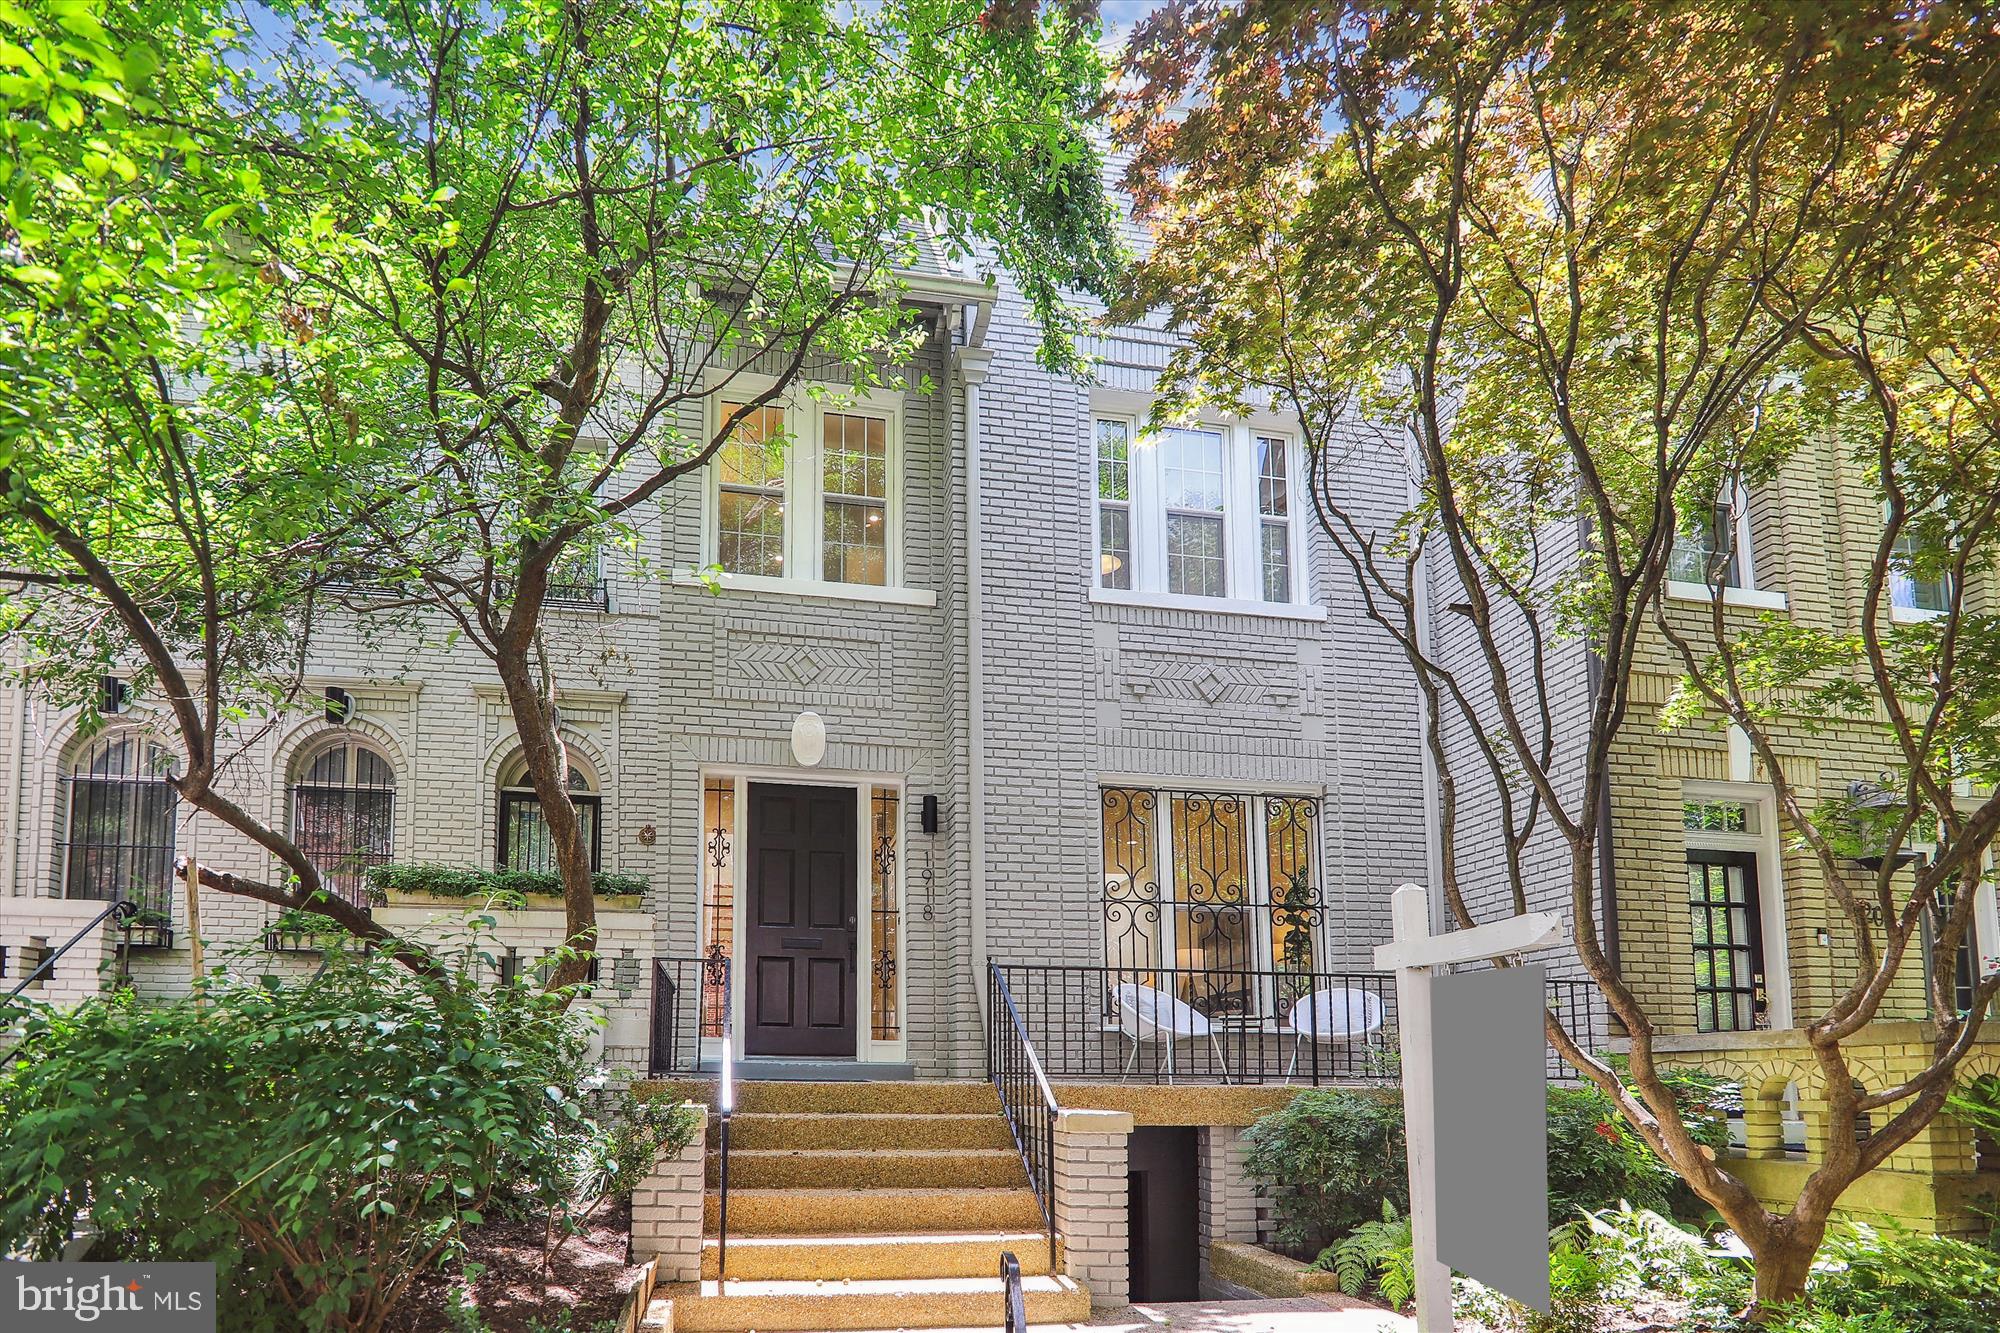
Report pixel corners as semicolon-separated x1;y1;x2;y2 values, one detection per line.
707;1146;1028;1190
700;1230;1060;1281
726;1110;1016;1151
707;1186;1046;1236
728;1079;1002;1116
653;1274;1091;1331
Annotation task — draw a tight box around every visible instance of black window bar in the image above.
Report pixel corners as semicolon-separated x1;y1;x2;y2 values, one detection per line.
498;790;602;873
1100;789;1330;1024
59;737;178;947
269;782;396;951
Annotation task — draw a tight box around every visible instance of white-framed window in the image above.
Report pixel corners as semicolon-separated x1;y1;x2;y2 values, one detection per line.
1667;481;1786;610
1889;504;1953;618
1669;483;1754;588
702;378;909;599
1091;414;1310;610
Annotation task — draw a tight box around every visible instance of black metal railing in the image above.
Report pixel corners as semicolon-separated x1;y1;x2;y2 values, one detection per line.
993;962;1399;1085
497;575;609;611
650;955;729;1076
713;957;735;1282
1000;1251;1028;1333
6;899;138;1001
1543;976;1608;1083
990;962;1608;1085
988;964;1059;1275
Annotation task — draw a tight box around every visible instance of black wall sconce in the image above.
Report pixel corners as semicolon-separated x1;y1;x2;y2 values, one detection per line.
99;675;130;715
919;794;939;921
324;686;353;725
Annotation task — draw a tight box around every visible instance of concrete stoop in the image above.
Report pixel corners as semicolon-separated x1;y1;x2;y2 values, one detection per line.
647;1080;1091;1332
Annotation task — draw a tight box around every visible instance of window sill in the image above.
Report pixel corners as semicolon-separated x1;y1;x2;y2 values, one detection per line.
1664;581;1789;612
1889;604;1947;624
1089;587;1328;622
672;571;937;609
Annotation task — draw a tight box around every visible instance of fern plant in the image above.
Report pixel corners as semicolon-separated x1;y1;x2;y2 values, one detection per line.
1325;1200;1416;1310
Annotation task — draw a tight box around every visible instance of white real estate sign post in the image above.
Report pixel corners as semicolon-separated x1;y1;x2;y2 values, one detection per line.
1374;884;1563;1331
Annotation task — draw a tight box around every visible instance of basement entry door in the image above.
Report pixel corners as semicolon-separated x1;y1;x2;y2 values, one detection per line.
744;782;858;1057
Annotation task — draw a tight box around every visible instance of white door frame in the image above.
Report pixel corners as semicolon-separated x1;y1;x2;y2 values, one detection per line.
1682;782;1794;1030
698;765;908;1064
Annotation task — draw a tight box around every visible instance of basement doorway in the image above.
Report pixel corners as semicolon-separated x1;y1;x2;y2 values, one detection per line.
1127;1126;1199;1303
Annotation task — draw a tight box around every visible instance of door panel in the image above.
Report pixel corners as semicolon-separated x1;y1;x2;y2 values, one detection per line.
745;783;858;1057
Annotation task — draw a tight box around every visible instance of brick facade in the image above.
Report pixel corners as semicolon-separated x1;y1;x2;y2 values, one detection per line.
0;269;1430;1081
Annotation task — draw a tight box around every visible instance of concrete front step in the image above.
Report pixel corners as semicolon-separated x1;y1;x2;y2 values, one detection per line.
709;1186;1046;1236
723;1079;1002;1116
708;1147;1028;1190
701;1231;1061;1281
654;1275;1091;1331
726;1110;1016;1151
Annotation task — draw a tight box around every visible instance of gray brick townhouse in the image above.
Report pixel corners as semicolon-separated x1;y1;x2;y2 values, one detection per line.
0;242;1431;1083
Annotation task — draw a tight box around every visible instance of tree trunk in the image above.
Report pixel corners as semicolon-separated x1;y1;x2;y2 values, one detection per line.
1745;1218;1826;1324
493;655;598;998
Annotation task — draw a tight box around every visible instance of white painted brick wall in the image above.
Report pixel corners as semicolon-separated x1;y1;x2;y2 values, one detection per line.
1052;1108;1133;1308
631;1106;708;1281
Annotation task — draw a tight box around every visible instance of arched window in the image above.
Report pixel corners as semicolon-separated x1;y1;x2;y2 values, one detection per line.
497;752;601;874
61;733;178;930
291;736;396;907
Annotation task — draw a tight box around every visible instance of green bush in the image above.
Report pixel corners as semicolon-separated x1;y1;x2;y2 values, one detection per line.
1240;1089;1408;1256
366;861;649;903
1779;1225;2000;1333
1241;1072;1730;1257
0;944;695;1332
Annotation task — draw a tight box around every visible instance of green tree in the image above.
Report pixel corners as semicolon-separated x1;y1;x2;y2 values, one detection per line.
0;0;427;961
2;0;1121;978
1120;1;2000;1317
227;0;1122;986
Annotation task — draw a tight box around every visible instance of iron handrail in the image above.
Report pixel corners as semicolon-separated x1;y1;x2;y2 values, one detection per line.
1000;1251;1027;1333
6;899;138;1000
715;957;734;1283
987;962;1059;1276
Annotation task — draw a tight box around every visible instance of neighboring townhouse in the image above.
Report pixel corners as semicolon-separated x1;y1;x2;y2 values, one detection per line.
0;246;1437;1322
1427;428;2000;1238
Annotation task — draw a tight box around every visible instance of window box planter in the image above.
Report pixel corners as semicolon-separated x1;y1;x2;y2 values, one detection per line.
379;887;644;912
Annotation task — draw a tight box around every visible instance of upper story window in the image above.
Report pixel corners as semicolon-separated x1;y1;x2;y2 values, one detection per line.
497;752;602;874
707;382;905;597
1669;490;1748;588
1890;509;1953;617
1667;481;1785;609
60;732;178;935
291;736;395;908
1092;414;1309;609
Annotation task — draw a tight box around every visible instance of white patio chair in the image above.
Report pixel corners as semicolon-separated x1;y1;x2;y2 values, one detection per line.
1285;987;1385;1079
1110;982;1230;1084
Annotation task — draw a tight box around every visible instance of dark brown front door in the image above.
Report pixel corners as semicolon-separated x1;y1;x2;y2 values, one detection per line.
744;783;857;1057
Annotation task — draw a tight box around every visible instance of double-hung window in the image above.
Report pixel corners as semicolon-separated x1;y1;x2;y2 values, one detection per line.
1667;481;1786;609
706;381;906;597
1092;415;1309;610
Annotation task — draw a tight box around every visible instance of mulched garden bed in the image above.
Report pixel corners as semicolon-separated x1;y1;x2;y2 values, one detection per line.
385;1198;641;1333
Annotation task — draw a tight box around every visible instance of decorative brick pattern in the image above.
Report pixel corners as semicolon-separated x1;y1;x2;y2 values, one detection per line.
1052;1108;1133;1309
632;1106;708;1281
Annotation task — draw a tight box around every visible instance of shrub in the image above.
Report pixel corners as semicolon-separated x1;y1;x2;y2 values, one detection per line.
366;862;649;904
1784;1225;2000;1333
1240;1089;1408;1256
0;943;695;1333
1241;1071;1729;1255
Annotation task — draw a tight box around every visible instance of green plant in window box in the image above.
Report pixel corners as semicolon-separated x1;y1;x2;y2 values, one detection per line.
367;864;647;910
